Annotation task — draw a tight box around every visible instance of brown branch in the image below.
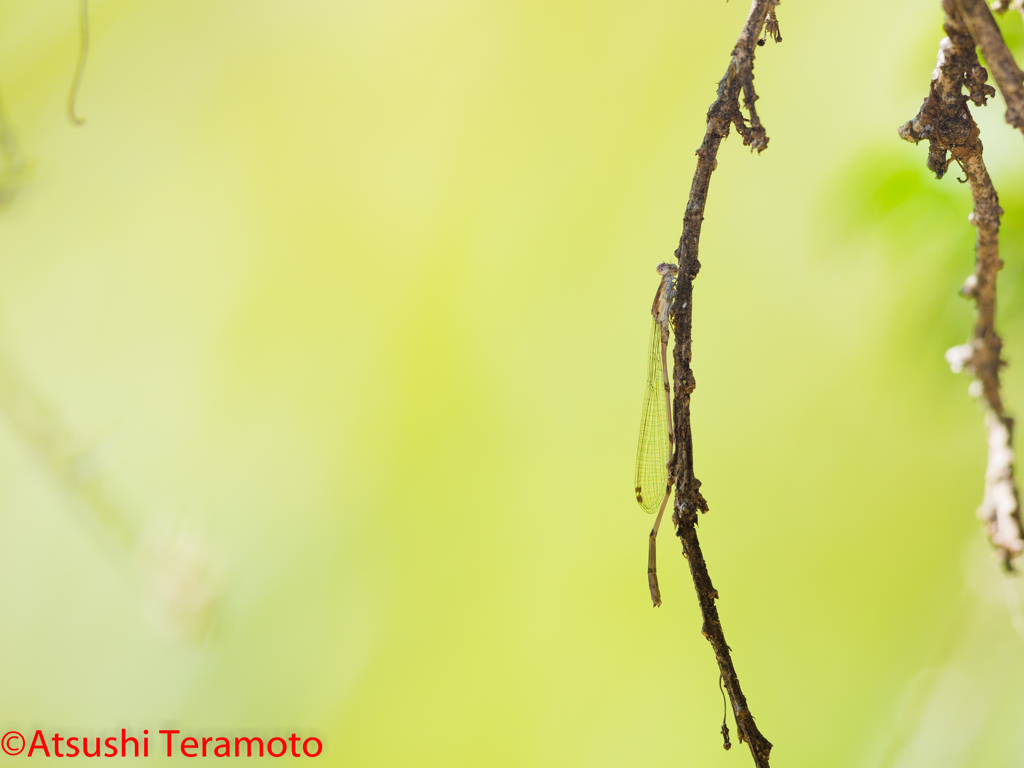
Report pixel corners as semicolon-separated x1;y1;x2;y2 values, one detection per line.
954;0;1024;135
668;1;779;765
899;0;1024;567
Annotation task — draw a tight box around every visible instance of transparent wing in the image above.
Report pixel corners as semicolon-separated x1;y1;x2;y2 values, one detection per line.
634;317;671;513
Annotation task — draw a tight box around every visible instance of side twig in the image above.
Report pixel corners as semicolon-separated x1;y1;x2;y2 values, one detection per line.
899;0;1024;567
954;0;1024;136
68;0;89;126
0;93;28;206
669;1;779;765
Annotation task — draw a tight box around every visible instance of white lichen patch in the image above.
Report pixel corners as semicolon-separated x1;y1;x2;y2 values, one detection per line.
946;343;974;374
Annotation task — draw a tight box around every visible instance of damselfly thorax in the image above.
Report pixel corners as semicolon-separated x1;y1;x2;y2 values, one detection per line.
651;262;677;343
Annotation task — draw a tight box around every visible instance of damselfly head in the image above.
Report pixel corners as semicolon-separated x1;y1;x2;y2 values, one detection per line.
655;262;678;277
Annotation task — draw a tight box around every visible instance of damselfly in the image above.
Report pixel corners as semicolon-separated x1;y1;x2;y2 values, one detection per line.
634;262;677;607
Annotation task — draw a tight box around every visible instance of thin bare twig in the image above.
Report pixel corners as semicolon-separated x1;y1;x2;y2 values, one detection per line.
0;347;135;548
0;92;28;206
669;1;779;765
899;0;1024;567
68;0;89;126
954;0;1024;135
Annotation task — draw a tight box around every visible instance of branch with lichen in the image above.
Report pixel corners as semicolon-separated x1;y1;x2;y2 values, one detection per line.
0;344;219;638
899;0;1024;568
668;1;779;765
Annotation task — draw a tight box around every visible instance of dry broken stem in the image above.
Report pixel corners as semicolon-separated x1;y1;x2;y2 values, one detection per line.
668;1;779;766
899;0;1024;566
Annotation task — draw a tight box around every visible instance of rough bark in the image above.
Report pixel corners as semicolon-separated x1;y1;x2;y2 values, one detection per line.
668;1;779;765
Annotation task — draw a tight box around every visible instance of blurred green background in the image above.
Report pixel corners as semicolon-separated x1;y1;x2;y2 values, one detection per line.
2;1;1024;765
